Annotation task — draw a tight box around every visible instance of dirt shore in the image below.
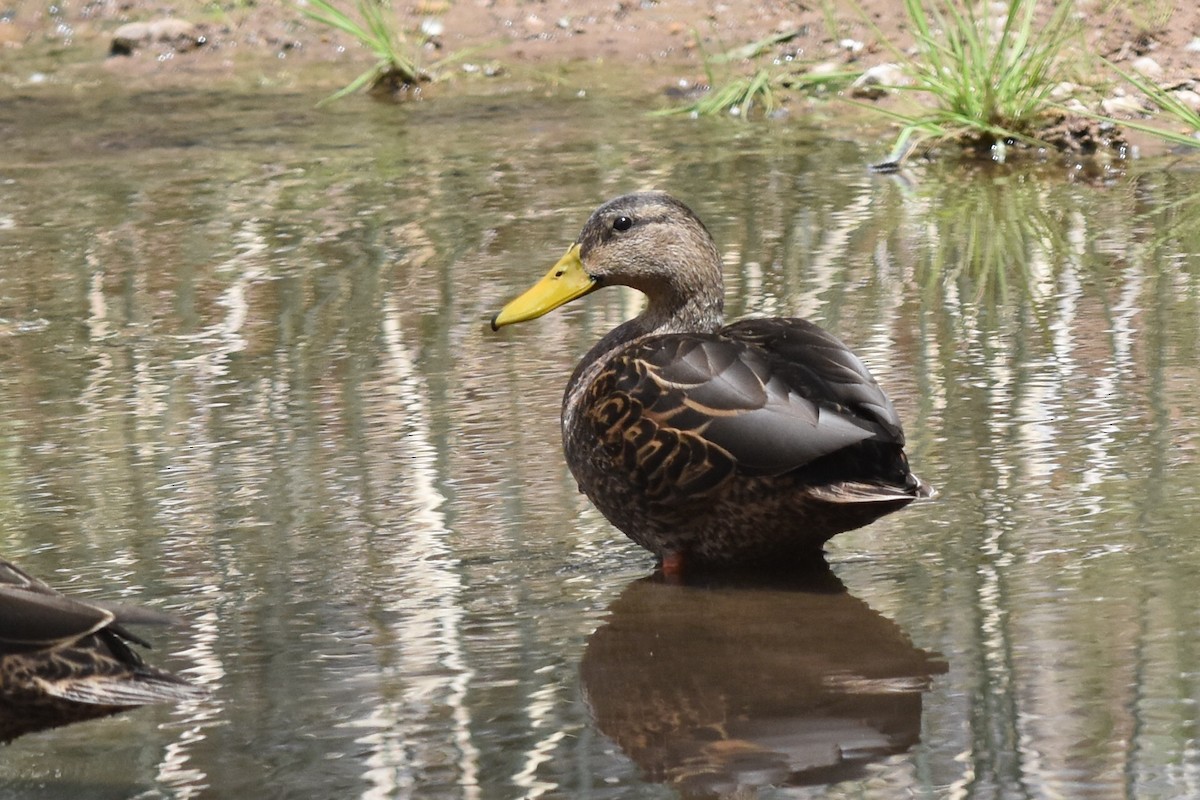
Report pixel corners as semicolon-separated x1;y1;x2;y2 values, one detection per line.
2;0;1198;148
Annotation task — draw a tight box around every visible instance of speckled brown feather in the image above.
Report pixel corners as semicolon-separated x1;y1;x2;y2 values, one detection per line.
567;322;927;563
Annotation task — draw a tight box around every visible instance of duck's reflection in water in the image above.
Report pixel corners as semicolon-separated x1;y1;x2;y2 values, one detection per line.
580;564;947;798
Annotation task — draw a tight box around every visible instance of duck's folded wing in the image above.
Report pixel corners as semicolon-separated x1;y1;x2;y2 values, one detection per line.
722;318;904;438
585;323;903;499
0;585;114;649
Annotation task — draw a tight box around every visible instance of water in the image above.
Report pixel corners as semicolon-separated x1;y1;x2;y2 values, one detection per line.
2;83;1200;799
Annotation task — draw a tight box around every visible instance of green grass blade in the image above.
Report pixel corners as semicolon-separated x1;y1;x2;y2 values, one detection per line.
1103;58;1200;130
300;0;373;42
316;65;383;107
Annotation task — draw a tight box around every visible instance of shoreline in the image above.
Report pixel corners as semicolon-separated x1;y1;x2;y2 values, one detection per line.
3;1;1198;159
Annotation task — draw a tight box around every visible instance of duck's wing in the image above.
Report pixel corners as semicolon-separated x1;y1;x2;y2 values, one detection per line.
0;585;116;650
0;559;177;651
0;560;116;649
0;559;205;731
584;318;904;501
721;318;905;439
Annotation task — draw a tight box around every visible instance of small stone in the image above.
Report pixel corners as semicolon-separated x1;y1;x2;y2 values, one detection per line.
850;63;908;99
809;61;841;76
1049;81;1077;101
1130;56;1162;79
1186;37;1200;53
110;18;202;56
1170;88;1200;113
1101;95;1146;115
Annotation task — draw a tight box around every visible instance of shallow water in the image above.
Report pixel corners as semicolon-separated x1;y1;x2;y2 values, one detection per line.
2;83;1199;799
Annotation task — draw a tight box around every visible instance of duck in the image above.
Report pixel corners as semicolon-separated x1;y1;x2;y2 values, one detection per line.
0;558;205;743
492;191;931;572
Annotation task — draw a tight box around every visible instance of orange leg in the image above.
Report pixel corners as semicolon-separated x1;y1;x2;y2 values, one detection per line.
660;550;685;579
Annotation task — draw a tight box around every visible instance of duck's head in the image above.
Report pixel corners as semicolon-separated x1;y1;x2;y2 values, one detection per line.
491;191;724;331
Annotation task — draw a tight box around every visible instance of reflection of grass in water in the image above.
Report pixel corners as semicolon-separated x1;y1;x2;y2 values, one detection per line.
1159;182;1200;252
914;170;1072;310
900;164;1200;374
1130;169;1200;276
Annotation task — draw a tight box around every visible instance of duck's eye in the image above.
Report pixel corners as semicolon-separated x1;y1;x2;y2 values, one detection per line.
613;215;633;232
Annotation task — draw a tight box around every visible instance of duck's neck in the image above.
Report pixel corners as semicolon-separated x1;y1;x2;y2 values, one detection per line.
637;284;725;336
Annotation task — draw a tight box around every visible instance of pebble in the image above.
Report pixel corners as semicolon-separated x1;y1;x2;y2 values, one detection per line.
1130;56;1162;79
1171;88;1200;113
1049;81;1077;101
1101;95;1146;115
110;18;202;56
849;63;907;99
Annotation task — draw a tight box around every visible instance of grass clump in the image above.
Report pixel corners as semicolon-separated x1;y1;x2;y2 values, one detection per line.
867;0;1079;164
300;0;438;104
660;29;857;120
674;68;780;119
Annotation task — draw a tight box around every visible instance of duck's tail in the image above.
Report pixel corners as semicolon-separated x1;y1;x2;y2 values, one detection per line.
908;472;936;500
45;669;206;708
809;478;928;505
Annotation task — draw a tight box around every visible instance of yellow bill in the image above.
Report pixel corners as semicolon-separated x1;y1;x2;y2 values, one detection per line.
491;244;599;330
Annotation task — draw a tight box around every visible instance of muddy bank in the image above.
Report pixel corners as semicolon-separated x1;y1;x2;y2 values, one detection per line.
2;0;1199;153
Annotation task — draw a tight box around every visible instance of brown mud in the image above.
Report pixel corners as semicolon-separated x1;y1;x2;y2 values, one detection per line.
2;0;1199;154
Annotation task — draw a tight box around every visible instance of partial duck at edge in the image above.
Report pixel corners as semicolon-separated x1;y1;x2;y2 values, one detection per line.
0;558;204;743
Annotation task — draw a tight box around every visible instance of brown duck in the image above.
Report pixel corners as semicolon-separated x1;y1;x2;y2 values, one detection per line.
492;191;931;572
0;558;204;743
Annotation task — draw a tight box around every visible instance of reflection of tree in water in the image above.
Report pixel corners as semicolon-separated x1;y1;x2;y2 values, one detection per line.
5;92;1200;797
580;566;947;798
